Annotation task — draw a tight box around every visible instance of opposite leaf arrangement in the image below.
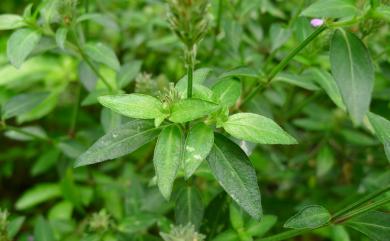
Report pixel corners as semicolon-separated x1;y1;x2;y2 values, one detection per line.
76;75;297;219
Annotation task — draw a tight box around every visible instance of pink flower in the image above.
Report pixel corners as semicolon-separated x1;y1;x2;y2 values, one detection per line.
310;18;324;27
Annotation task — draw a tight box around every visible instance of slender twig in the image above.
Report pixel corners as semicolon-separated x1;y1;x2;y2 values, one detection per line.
241;25;327;107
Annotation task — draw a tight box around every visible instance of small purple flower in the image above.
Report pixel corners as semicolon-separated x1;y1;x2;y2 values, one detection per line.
310;18;324;27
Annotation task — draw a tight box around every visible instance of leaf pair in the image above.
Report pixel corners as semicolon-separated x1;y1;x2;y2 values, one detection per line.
98;94;219;126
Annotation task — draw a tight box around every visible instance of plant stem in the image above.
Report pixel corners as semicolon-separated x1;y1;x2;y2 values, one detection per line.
68;83;81;138
241;25;327;107
71;29;114;92
186;47;195;98
187;62;194;98
331;184;390;219
334;195;390;224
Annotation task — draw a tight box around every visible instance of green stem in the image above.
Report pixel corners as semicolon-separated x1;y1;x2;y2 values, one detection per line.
331;184;390;219
68;83;81;138
241;25;327;107
334;195;390;224
187;62;194;98
71;29;114;92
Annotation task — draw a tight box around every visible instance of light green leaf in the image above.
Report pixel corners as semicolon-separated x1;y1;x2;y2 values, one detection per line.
98;94;166;119
218;67;259;79
154;125;184;200
175;186;204;229
31;149;60;176
75;119;163;167
229;203;245;231
223;113;297;144
117;61;142;88
247;215;277;237
0;14;25;30
7;216;25;239
84;42;120;71
78;61;97;91
77;13;119;31
118;213;157;234
270;23;291;51
34;216;54;241
48;201;73;221
55;27;68;50
2;92;49;120
176;68;212;92
274;72;320;91
169;98;219;123
7;28;41;68
330;29;374;125
184;123;214;179
368;112;390;161
332;225;350;241
346;211;390;241
284;205;331;229
212;79;241;107
305;68;345;109
301;0;358;18
15;183;61;210
207;134;262;219
181;84;214;102
316;145;335;177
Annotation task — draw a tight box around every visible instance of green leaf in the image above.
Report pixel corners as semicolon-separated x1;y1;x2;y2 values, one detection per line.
48;201;73;221
229;203;245;231
175;186;204;229
247;215;277;237
212;79;241;107
368;112;390;161
7;216;25;239
7;28;41;68
284;205;331;229
218;67;259;79
0;14;25;30
330;29;374;125
76;119;163;167
176;68;212;92
15;183;61;210
84;42;120;71
117;61;142;88
77;13;119;31
153;125;184;200
169;98;219;123
34;216;55;241
331;225;350;241
207;134;262;219
270;23;291;51
55;27;68;50
274;72;320;91
223;113;297;144
31;148;60;176
98;94;166;120
117;213;157;234
305;68;345;109
78;61;97;91
316;145;335;177
301;0;358;18
184;123;214;178
2;92;49;120
346;211;390;241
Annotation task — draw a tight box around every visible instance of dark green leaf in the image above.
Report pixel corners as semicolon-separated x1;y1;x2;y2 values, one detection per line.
284;205;331;229
76;120;163;167
207;134;262;219
175;186;204;229
223;113;297;144
153;125;184;200
330;29;374;125
184;123;214;178
7;28;41;68
346;211;390;241
169;98;219;123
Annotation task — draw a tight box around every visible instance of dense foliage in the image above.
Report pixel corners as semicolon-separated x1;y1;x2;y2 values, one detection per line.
1;0;390;241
